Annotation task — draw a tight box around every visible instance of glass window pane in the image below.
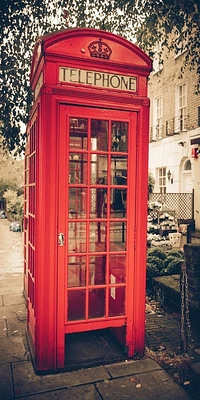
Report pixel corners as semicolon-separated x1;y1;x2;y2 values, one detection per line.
184;160;191;171
68;188;87;218
89;288;105;318
90;154;108;185
89;255;106;285
68;256;86;287
91;120;108;151
90;188;107;218
109;255;126;284
68;290;86;321
69;118;88;149
111;156;127;185
89;222;106;252
109;286;125;317
110;221;126;251
111;121;128;152
68;222;87;253
110;188;126;217
69;153;87;184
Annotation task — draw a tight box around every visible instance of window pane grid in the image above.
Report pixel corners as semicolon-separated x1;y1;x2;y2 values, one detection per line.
67;115;128;322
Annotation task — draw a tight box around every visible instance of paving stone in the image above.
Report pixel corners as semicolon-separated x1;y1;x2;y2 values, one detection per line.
190;361;200;375
5;316;27;339
105;358;161;378
0;319;7;338
97;369;191;400
2;294;25;306
0;304;27;337
0;274;24;296
0;336;29;364
12;361;110;397
0;363;14;400
17;384;101;399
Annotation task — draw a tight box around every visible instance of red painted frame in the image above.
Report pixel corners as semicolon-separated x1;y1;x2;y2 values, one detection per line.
26;28;152;371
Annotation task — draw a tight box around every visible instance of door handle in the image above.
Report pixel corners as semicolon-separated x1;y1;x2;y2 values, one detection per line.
58;233;65;246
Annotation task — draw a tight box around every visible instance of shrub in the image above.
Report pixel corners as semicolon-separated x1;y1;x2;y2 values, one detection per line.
160;268;168;276
160;250;184;275
146;246;184;282
167;249;184;259
148;172;155;195
165;260;182;275
163;255;176;269
147;263;160;279
3;189;24;222
148;248;167;261
147;256;164;272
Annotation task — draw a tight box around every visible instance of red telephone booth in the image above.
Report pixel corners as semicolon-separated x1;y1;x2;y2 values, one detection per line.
24;28;152;371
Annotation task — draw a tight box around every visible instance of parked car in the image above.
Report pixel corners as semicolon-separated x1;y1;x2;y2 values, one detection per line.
9;221;21;232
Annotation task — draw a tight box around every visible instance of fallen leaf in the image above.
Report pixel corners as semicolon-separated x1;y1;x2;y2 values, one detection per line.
136;383;142;388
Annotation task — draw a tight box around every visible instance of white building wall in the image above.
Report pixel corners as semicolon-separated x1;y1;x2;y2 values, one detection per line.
148;40;200;230
149;127;200;229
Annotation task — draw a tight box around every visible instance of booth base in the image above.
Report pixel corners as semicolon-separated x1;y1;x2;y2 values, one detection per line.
65;328;126;371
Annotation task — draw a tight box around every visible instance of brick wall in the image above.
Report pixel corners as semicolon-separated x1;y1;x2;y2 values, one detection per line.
148;47;200;137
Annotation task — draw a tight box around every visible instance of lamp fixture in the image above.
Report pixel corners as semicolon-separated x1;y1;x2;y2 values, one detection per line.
178;141;186;147
167;170;171;181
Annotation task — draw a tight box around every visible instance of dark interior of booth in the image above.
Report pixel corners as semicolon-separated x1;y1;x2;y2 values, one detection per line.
64;326;127;370
64;118;129;370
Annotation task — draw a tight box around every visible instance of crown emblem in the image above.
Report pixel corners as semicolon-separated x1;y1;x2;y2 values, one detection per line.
88;38;112;60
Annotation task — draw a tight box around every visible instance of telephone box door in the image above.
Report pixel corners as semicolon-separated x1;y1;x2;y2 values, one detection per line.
57;105;137;367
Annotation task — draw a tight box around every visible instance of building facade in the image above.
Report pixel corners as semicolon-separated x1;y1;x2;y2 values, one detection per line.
148;44;200;230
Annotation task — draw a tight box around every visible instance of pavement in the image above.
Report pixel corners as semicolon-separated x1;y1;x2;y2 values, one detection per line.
1;218;200;399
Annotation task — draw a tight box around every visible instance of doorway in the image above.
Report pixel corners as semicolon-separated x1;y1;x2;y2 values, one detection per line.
57;105;137;367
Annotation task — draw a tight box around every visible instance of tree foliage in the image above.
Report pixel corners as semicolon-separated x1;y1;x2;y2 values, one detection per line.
0;0;199;154
3;188;24;221
0;147;24;197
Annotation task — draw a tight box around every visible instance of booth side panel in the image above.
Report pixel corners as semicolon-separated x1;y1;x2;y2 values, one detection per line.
33;93;58;371
26;109;39;356
125;111;137;356
133;103;150;356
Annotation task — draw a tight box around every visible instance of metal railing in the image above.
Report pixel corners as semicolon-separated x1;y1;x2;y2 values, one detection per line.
150;125;164;142
166;116;188;136
149;116;189;142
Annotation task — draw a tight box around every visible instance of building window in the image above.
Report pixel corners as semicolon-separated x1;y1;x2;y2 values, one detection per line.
154;96;163;139
184;159;191;171
158;167;166;193
175;83;187;132
151;96;163;141
174;28;188;59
